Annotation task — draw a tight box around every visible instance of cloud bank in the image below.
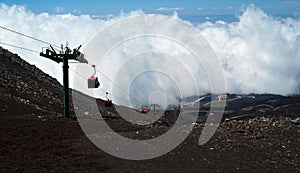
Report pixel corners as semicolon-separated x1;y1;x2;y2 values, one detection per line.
0;4;299;103
197;5;300;95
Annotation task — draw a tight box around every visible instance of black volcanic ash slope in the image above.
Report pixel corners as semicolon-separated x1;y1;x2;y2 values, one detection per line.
0;47;63;115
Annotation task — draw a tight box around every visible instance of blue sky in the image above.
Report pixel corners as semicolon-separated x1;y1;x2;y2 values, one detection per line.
0;0;300;16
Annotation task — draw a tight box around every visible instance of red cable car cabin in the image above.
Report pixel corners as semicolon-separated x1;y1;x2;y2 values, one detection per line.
141;108;149;113
88;76;100;88
104;92;112;107
88;65;100;88
140;104;150;113
105;99;112;107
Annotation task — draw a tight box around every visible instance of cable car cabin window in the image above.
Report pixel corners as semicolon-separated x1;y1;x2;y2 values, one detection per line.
88;77;100;88
105;99;112;107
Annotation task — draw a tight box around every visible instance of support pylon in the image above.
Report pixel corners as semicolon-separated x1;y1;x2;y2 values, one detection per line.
40;44;87;118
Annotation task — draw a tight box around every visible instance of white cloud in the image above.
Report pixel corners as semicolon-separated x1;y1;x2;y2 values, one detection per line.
55;6;64;13
197;7;203;10
155;7;184;12
72;9;81;14
105;14;114;18
0;4;299;99
197;5;300;95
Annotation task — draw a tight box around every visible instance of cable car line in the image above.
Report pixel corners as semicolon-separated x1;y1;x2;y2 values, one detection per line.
69;66;132;104
0;40;139;105
0;26;145;107
0;25;61;49
0;41;40;53
0;40;153;107
93;67;144;105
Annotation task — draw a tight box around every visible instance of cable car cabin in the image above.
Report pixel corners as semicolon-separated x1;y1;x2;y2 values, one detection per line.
140;104;150;113
88;77;100;88
88;65;100;88
141;108;149;113
105;99;112;107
